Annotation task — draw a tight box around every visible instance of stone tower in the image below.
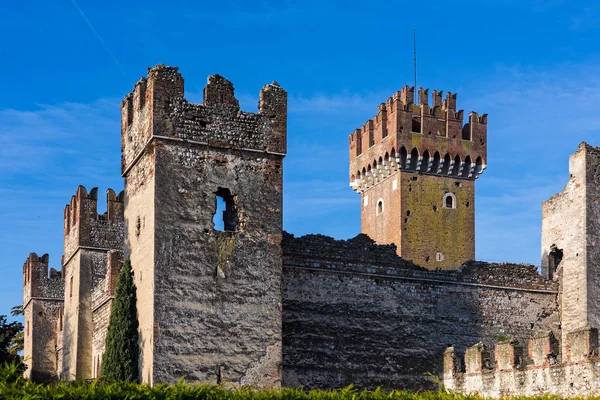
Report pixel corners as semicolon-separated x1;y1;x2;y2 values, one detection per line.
22;253;64;382
349;87;487;269
60;186;124;380
121;65;286;386
542;143;600;355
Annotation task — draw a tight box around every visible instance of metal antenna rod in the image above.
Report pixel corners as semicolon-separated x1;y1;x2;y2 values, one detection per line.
414;28;417;104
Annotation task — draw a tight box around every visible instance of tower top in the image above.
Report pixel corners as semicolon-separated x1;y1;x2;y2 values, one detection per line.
349;86;487;193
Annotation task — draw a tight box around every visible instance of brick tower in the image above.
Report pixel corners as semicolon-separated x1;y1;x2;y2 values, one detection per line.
349;87;487;269
121;65;286;386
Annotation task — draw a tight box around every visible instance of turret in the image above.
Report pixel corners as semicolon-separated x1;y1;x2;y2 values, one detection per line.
22;253;64;382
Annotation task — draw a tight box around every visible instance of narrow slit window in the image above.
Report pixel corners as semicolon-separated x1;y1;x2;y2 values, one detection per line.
213;187;239;232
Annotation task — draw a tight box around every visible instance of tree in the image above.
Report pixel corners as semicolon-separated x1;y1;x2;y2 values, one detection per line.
8;306;24;355
0;315;25;372
101;259;140;382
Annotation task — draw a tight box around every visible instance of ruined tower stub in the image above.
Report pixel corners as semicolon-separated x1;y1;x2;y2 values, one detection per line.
542;143;600;354
22;253;64;382
121;65;286;386
60;186;124;380
349;86;487;269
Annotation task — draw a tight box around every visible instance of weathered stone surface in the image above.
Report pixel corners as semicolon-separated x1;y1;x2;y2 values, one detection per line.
282;233;559;390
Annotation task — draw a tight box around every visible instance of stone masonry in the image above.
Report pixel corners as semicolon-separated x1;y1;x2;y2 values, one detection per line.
19;64;600;396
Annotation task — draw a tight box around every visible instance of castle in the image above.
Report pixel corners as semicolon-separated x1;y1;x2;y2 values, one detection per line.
21;64;600;396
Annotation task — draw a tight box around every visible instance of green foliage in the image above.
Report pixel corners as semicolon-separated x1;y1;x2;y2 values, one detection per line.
0;374;515;400
101;259;140;382
0;315;25;373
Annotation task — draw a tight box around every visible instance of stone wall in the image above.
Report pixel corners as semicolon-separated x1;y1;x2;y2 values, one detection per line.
60;186;124;380
444;328;600;397
22;253;64;382
282;233;559;390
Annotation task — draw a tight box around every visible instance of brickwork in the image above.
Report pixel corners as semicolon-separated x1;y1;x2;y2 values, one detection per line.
350;88;486;269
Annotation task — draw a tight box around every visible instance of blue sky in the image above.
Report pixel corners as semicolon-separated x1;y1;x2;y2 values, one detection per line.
1;0;600;319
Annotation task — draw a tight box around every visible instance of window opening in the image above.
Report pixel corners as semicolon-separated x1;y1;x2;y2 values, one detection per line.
443;193;457;209
213;188;239;232
70;276;73;298
547;246;563;280
376;200;384;215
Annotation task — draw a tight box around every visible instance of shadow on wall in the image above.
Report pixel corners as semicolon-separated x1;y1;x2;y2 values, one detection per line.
280;232;560;390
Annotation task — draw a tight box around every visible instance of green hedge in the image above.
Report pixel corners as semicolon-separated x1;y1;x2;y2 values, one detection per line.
0;363;567;400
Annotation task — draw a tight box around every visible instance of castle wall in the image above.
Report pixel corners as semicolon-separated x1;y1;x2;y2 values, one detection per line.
444;329;600;397
151;142;283;386
282;234;559;390
542;144;600;356
124;151;156;385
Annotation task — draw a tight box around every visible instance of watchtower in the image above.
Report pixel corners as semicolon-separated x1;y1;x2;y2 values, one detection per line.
22;253;64;382
121;65;286;386
61;186;124;380
349;86;487;269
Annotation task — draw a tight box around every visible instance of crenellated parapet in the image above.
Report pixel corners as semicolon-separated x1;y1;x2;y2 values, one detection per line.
443;328;600;396
121;64;287;176
23;253;64;305
348;86;487;192
63;186;124;263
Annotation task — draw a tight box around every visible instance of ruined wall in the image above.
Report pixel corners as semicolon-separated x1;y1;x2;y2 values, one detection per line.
350;87;485;270
282;233;559;390
22;253;64;382
61;186;124;380
444;328;600;397
121;65;286;386
542;143;600;355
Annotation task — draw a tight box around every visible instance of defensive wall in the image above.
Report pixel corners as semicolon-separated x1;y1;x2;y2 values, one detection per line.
281;233;559;390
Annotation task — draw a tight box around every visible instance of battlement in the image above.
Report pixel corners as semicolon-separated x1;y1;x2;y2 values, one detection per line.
121;64;287;175
23;252;64;304
349;86;487;191
63;186;125;262
443;327;600;396
283;233;557;291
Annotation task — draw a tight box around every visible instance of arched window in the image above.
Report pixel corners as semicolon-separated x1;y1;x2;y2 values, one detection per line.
376;199;384;215
420;150;431;173
441;153;451;175
462;156;472;178
452;155;461;176
399;147;407;169
547;245;563;280
357;171;361;180
409;148;419;170
443;193;457;209
431;152;441;174
384;152;389;163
